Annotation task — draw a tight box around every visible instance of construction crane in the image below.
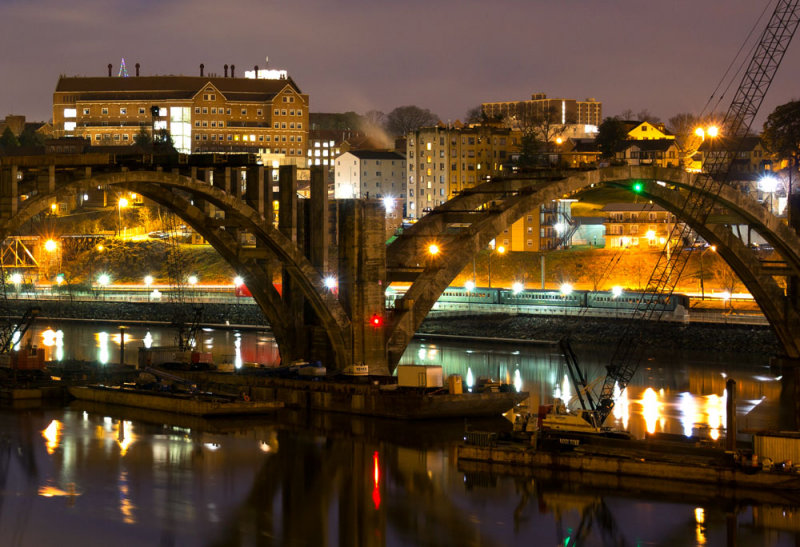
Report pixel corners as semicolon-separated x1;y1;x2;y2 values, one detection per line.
583;1;800;427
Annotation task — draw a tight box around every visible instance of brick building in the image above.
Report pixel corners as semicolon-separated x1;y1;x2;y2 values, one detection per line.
52;67;309;162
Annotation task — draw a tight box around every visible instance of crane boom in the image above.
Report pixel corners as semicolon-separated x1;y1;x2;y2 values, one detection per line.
596;0;800;424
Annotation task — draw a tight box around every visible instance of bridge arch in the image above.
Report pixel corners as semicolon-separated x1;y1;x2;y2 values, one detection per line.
0;170;352;369
386;166;800;366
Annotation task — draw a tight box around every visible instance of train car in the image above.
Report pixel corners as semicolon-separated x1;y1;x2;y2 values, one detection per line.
437;287;499;304
586;291;689;313
498;289;587;308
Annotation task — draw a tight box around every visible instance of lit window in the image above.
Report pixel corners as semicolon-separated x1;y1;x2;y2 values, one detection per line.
159;108;167;116
64;121;76;131
250;134;256;141
63;108;77;118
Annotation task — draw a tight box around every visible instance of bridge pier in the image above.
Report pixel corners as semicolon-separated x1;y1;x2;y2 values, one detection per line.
338;199;389;375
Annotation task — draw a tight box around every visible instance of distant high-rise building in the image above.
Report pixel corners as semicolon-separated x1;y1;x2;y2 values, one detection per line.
52;65;309;164
482;93;602;128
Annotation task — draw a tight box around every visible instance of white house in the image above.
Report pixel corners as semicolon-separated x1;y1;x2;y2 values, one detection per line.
334;150;406;201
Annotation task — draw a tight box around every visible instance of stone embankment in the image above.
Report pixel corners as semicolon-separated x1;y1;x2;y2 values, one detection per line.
4;300;778;356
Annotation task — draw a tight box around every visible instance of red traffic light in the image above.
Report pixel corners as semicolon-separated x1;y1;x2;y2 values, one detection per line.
370;314;384;328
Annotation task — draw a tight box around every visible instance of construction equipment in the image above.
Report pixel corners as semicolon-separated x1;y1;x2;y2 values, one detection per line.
593;0;800;426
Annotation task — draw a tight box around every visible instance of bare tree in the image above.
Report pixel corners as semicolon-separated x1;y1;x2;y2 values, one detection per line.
507;106;565;167
465;105;485;124
385;106;439;136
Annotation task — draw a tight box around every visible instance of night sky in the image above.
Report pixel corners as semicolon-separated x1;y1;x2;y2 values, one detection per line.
2;0;799;126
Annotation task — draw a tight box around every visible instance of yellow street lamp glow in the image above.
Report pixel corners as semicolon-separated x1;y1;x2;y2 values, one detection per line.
118;197;129;208
611;285;623;298
555;137;563;145
694;127;705;138
44;239;58;252
707;126;719;138
234;276;244;286
512;281;524;294
710;245;717;252
428;243;440;256
559;283;573;296
497;245;506;254
50;203;57;212
465;280;475;292
188;275;198;286
645;230;656;240
144;275;154;286
10;273;22;285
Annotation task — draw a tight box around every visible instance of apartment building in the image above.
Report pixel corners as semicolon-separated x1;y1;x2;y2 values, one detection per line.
52;66;309;162
482;93;602;127
405;124;519;218
602;203;678;249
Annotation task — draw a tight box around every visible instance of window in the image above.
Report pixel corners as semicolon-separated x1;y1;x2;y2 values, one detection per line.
63;108;77;118
274;109;279;115
202;134;208;140
297;123;302;129
219;121;224;127
211;108;217;114
282;97;287;103
195;135;200;140
120;108;127;115
289;122;295;128
297;136;302;142
102;108;108;115
194;121;200;127
210;94;215;101
274;122;279;128
202;121;208;127
211;135;216;140
95;135;101;141
281;123;286;129
139;107;145;114
257;109;263;116
195;107;201;114
281;110;287;116
226;108;231;115
296;109;302;116
203;94;209;101
259;135;264;141
64;121;76;131
241;108;247;115
211;121;216;127
202;107;208;114
82;108;90;115
227;135;233;141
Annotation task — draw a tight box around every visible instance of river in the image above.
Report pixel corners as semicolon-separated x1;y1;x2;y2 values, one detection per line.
0;321;796;546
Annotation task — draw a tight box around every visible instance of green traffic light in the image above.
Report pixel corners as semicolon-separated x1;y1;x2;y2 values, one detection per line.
632;181;644;193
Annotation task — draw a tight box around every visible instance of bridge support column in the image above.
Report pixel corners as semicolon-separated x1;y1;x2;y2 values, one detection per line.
789;194;800;320
338;200;388;375
0;166;18;219
278;166;305;362
36;165;55;195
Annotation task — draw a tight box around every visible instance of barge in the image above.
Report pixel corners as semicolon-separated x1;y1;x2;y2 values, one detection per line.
68;385;283;417
457;432;800;492
167;371;527;420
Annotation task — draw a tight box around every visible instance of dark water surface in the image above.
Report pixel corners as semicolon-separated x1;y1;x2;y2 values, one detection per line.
0;322;796;546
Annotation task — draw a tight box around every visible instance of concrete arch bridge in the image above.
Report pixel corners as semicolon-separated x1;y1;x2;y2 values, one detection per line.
1;160;798;374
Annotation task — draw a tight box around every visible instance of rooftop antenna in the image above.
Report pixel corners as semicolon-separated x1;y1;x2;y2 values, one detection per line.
118;58;129;77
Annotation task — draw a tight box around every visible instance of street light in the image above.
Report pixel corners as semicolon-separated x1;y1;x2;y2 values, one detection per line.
758;175;780;214
560;282;573;315
144;275;154;287
488;244;505;289
323;275;337;291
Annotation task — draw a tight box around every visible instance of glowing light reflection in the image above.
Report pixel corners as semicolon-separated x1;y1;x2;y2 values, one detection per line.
613;382;629;430
466;368;474;391
42;420;62;454
680;392;699;437
513;369;522;393
97;331;110;364
641;388;660;434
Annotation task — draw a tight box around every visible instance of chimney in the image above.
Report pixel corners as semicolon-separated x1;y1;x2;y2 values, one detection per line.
224;64;228;77
231;64;235;78
135;63;140;77
108;63;112;77
254;65;258;76
200;63;204;77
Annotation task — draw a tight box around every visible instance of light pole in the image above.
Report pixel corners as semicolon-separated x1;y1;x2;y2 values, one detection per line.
488;244;505;289
118;197;129;237
699;245;717;300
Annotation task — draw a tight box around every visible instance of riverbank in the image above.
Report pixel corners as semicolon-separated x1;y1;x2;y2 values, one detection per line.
4;299;779;357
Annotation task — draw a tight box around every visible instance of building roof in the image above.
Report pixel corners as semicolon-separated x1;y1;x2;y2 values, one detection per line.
343;150;405;160
55;76;303;101
600;202;667;212
617;139;677;152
